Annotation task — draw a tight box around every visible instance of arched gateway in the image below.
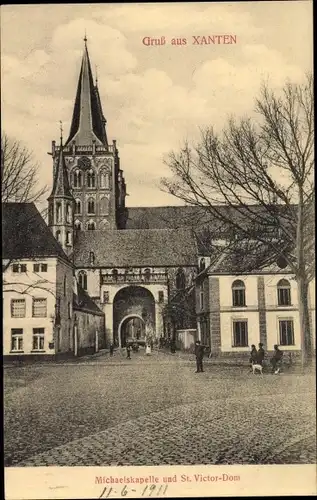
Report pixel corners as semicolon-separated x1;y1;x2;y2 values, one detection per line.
113;286;156;347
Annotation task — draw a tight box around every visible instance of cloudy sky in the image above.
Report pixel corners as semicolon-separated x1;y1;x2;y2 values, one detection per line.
1;1;313;207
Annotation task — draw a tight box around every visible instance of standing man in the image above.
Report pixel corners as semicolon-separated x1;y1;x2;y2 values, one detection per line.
109;343;114;357
126;343;131;359
194;340;205;373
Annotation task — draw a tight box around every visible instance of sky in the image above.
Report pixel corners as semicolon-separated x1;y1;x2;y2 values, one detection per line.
1;1;313;208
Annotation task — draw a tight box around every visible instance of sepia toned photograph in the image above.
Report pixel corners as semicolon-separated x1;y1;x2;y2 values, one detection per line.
2;1;315;498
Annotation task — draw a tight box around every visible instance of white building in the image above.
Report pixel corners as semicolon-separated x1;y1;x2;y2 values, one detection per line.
3;202;105;360
195;249;315;359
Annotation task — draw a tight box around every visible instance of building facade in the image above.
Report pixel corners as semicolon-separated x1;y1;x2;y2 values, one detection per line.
3;203;105;360
195;256;316;358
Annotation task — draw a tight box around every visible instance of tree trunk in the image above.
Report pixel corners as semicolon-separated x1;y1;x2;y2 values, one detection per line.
297;276;312;367
296;188;312;367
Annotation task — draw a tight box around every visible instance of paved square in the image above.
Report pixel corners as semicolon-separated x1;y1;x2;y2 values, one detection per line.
4;350;316;466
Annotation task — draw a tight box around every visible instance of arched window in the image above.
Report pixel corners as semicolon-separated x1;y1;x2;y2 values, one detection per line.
56;203;62;222
87;169;96;188
112;269;118;281
277;279;291;306
100;196;109;215
75;200;81;215
232;280;246;307
66;203;72;223
66;231;72;246
74;220;82;231
73;169;82;188
87;220;95;230
78;271;87;290
100;170;110;189
176;268;186;290
56;230;61;242
199;258;206;272
87;198;95;214
89;252;95;265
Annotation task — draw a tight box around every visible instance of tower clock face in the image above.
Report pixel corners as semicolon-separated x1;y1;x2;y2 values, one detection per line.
77;156;91;170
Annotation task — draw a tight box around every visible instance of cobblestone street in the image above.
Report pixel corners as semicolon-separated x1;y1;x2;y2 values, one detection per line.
4;350;316;466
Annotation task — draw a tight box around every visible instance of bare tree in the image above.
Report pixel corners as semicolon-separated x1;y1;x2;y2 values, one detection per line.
162;74;314;365
1;132;47;203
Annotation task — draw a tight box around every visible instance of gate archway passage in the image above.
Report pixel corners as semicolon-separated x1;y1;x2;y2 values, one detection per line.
113;286;155;347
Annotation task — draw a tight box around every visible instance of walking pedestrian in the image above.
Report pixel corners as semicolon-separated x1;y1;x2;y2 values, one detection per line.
194;340;205;373
145;344;151;355
126;343;131;359
109;343;114;357
270;344;283;373
257;343;265;366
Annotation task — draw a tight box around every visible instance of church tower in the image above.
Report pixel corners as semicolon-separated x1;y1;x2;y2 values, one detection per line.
48;133;75;258
50;37;127;231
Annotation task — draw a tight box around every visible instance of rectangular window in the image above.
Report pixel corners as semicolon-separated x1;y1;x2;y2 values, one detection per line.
103;291;109;303
158;291;164;303
32;328;45;351
232;289;246;307
278;288;291;306
34;263;47;272
11;299;26;318
11;328;23;351
233;320;248;347
12;264;19;273
279;320;295;346
32;298;47;317
20;264;27;273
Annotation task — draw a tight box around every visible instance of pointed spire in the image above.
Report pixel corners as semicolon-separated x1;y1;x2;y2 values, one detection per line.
49;127;73;199
65;38;108;146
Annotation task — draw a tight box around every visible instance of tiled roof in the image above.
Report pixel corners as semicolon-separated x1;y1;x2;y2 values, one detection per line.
207;242;292;274
125;204;295;255
2;203;69;261
73;228;197;267
73;284;104;316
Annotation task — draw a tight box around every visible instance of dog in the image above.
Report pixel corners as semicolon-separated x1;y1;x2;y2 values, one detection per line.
252;363;263;375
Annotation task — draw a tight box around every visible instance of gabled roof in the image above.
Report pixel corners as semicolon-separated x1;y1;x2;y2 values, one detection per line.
73;284;104;316
2;203;69;262
65;41;107;146
48;139;73;199
73;228;197;267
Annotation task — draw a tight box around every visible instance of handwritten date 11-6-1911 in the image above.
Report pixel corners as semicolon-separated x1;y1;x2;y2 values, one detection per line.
99;484;169;498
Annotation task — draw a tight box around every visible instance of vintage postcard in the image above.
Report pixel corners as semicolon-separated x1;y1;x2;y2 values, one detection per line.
2;1;316;499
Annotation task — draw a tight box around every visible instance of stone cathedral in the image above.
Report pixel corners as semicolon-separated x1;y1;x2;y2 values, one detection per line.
47;39;200;348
